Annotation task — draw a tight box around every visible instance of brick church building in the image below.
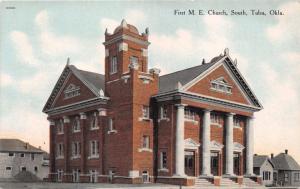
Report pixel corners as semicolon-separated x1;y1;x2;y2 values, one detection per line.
43;20;263;186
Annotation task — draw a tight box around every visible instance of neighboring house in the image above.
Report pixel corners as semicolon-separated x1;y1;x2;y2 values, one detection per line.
43;19;263;186
271;150;300;187
0;139;49;181
253;155;274;186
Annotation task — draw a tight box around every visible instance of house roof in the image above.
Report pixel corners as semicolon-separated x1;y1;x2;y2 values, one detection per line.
42;62;106;112
0;139;44;153
271;153;300;171
158;55;223;94
253;155;274;168
69;65;105;92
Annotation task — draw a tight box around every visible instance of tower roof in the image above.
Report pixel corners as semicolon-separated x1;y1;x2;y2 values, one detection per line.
113;19;139;34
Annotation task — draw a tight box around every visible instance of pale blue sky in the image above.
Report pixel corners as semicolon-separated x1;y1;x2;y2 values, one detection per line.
0;1;299;162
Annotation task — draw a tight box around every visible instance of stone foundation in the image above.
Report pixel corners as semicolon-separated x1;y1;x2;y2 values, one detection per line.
156;177;195;186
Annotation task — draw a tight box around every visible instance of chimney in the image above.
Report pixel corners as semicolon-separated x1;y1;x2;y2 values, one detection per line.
38;146;41;149
271;153;274;159
25;142;28;149
285;149;288;154
254;154;258;156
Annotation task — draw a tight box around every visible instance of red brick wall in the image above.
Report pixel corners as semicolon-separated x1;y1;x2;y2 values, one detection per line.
187;65;251;105
53;73;97;108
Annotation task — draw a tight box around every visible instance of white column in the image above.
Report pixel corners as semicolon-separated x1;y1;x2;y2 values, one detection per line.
225;113;234;176
246;116;254;176
202;109;211;176
175;104;186;177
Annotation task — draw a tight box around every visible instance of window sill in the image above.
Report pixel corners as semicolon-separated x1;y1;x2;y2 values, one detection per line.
70;156;81;160
234;126;242;130
158;118;170;122
73;130;81;133
158;168;169;172
139;117;152;122
138;148;153;152
88;155;99;160
90;127;99;131
107;130;117;134
184;119;198;125
57;132;64;135
211;123;222;128
55;156;64;160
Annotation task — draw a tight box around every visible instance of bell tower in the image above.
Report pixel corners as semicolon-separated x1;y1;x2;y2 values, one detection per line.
102;19;160;182
103;19;150;83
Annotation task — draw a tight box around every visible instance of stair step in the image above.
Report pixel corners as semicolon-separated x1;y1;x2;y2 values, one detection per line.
195;178;214;187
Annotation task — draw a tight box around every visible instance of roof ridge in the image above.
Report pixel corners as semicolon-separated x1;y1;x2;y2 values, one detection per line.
77;68;104;76
160;64;204;78
160;55;223;78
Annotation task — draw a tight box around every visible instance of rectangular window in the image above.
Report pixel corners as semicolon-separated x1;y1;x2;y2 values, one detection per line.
142;136;150;149
20;153;25;158
31;153;34;160
21;166;26;171
6;167;12;171
73;117;80;132
90;112;99;130
142;171;149;183
142;106;150;119
160;105;167;119
57;119;64;134
295;172;300;182
161;151;167;169
57;169;63;182
72;141;81;158
130;56;138;65
110;56;117;74
56;143;64;158
108;118;114;131
72;169;80;182
234;117;242;128
34;166;38;172
184;108;195;121
90;140;99;157
8;153;14;157
285;173;289;182
89;170;98;183
211;113;221;125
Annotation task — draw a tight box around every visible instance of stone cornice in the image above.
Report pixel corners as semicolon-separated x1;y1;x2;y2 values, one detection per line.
154;91;261;113
103;34;150;46
45;97;108;116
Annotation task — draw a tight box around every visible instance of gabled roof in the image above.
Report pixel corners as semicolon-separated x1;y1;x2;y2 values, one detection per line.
69;65;105;93
42;60;105;113
254;155;274;168
159;55;222;94
271;153;300;171
0;139;44;153
157;50;262;109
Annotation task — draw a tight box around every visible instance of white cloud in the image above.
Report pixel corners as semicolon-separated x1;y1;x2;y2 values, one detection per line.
0;72;14;87
266;1;300;43
0;104;49;152
149;15;236;73
254;61;300;161
124;10;146;27
35;10;82;56
10;31;39;66
100;18;120;34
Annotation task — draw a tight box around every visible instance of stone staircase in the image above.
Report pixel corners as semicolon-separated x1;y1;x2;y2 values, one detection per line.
243;177;262;187
220;178;240;187
194;178;214;187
